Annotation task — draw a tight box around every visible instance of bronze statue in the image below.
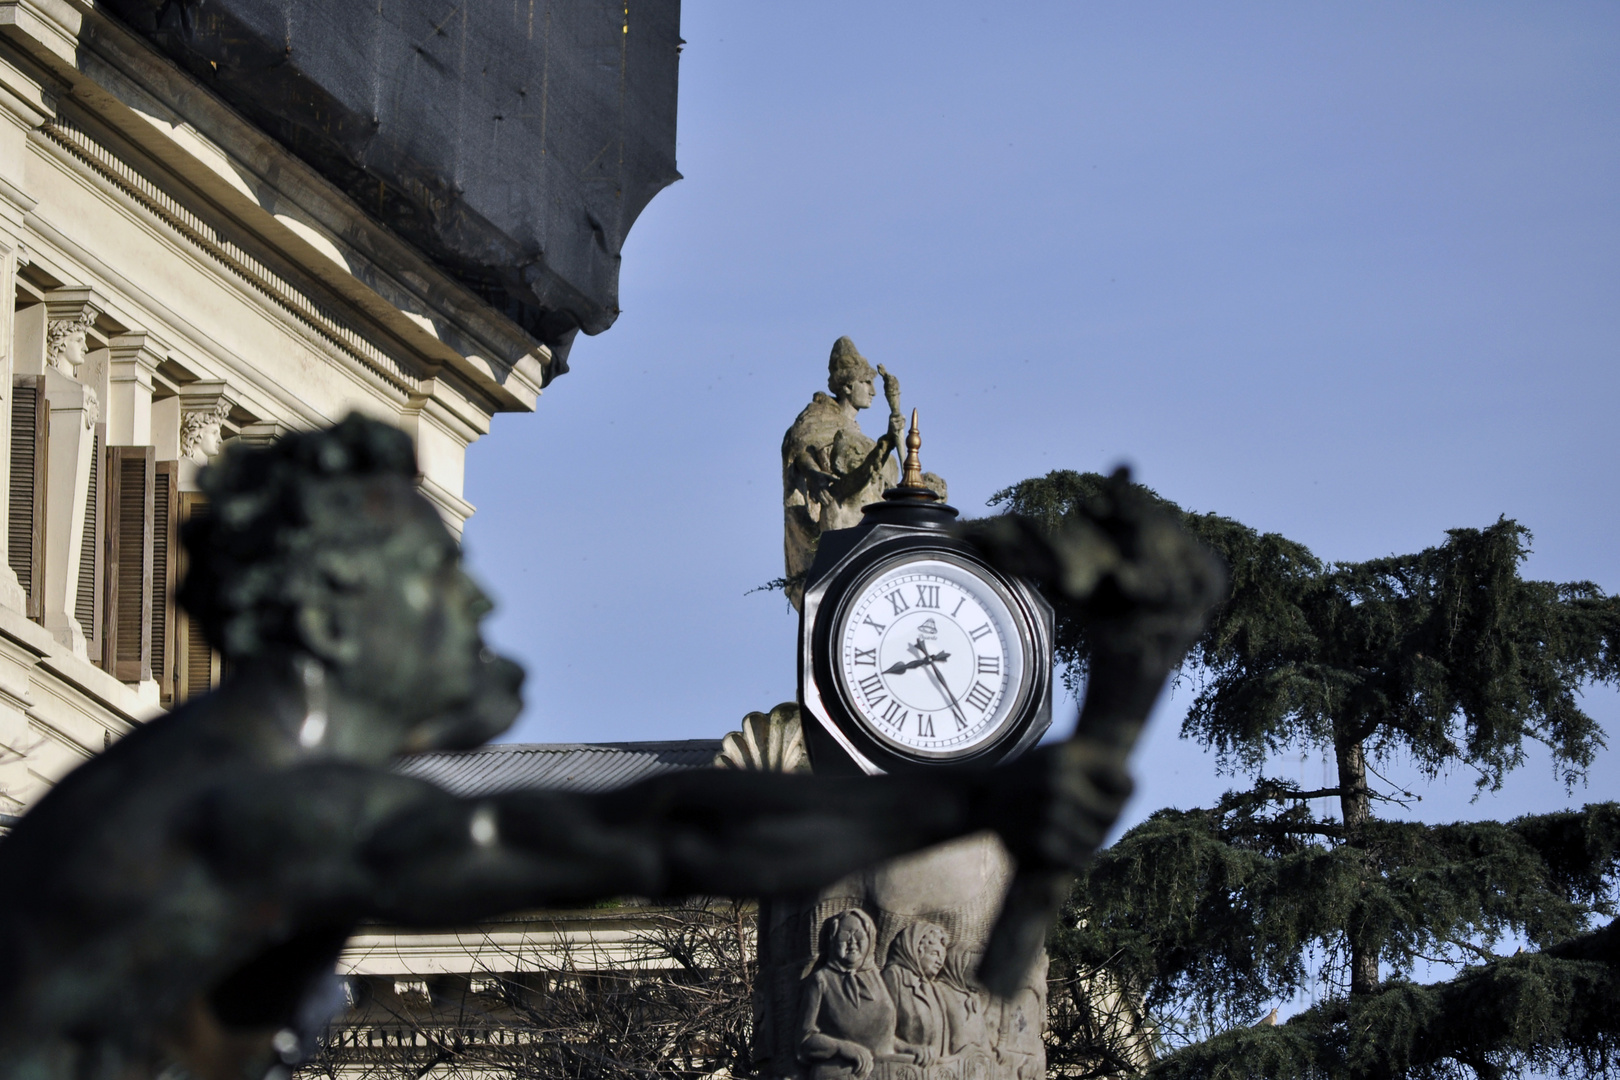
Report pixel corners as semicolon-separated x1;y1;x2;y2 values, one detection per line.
0;416;1221;1080
781;338;945;609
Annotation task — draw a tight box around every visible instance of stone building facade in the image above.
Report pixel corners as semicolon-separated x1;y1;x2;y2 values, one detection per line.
0;0;680;821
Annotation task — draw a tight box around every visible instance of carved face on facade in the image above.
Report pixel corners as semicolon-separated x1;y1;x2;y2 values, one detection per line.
181;410;226;462
47;320;88;375
818;908;879;974
199;421;223;458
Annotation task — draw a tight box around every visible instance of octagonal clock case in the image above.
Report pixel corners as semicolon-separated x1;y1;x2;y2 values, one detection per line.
799;490;1055;776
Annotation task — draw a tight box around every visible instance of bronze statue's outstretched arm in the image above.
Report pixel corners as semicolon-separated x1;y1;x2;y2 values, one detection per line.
349;742;1128;927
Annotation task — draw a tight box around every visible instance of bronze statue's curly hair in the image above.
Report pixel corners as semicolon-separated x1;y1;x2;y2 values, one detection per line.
178;413;420;660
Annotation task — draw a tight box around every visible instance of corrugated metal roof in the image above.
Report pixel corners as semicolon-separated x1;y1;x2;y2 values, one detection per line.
393;741;723;797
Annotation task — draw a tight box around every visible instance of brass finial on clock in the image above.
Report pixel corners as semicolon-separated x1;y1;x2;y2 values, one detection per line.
900;409;925;488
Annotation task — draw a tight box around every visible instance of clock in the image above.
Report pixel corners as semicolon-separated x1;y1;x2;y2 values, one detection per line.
834;552;1030;760
799;421;1053;775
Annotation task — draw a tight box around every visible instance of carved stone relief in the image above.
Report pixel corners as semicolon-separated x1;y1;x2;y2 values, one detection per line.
759;835;1047;1080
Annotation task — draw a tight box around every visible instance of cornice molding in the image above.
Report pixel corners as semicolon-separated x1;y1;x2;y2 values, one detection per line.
39;116;426;398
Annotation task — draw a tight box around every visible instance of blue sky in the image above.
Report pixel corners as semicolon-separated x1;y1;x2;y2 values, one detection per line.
463;2;1619;829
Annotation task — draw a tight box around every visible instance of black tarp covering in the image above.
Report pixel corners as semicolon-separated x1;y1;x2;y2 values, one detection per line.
101;0;682;377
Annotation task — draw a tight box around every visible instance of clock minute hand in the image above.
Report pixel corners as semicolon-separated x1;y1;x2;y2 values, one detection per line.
921;654;968;727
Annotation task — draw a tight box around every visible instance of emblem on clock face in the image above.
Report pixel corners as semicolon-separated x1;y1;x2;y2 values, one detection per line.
833;554;1031;760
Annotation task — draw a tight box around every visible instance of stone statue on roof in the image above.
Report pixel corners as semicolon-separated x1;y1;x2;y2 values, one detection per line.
782;337;946;609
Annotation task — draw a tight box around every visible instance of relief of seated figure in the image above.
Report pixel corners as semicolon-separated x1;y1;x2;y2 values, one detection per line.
936;947;988;1056
882;921;951;1066
800;909;901;1080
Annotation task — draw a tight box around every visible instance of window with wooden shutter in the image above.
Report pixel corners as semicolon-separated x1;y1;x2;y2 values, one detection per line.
9;375;47;621
103;446;154;684
75;424;104;663
174;492;219;702
153;460;178;706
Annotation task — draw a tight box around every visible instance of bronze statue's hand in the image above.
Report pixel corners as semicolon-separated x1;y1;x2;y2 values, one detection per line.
979;742;1133;872
959;467;1226;664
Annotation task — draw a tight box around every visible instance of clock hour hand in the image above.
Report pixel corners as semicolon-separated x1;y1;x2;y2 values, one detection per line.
883;652;951;676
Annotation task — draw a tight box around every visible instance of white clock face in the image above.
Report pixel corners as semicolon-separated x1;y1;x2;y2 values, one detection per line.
834;555;1029;760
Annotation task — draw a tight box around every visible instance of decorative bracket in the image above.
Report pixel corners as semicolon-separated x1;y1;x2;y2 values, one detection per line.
43;288;102;379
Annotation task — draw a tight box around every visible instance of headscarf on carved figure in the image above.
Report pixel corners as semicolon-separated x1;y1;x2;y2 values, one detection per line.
936;947;989;1055
800;909;899;1080
882;921;951;1066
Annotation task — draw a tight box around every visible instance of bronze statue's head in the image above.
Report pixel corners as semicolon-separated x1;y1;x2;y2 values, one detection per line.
827;336;877;407
178;413;522;753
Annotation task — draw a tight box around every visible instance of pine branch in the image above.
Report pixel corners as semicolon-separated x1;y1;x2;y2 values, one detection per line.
1221;819;1346;840
1146;918;1620;1080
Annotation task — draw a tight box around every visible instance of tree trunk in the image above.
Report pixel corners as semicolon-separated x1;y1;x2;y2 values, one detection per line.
1335;732;1379;997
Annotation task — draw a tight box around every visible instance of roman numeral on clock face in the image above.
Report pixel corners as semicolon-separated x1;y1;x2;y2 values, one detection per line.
977;655;1000;675
918;715;935;737
969;623;993;642
887;591;910;616
862;615;886;633
853;647;877;666
857;674;884;699
964;681;995;712
881;700;907;729
914;584;940;608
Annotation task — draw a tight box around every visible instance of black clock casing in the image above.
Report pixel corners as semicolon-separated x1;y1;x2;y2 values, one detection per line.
798;494;1055;776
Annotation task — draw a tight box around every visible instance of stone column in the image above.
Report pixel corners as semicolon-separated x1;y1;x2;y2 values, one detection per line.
728;708;1049;1080
107;332;164;447
40;290;102;658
